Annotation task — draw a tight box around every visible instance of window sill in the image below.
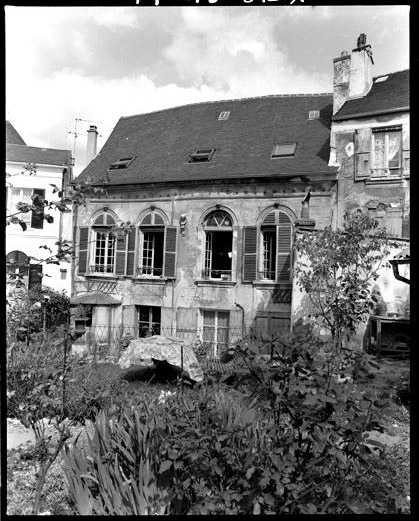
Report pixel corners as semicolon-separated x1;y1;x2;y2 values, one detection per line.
253;281;292;290
84;273;117;279
195;279;236;287
133;277;168;285
365;177;404;185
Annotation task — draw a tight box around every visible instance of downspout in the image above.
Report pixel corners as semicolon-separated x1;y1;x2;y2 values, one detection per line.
389;260;410;285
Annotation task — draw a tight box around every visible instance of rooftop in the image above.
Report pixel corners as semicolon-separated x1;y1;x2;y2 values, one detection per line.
333;69;409;120
76;94;338;187
6;144;72;167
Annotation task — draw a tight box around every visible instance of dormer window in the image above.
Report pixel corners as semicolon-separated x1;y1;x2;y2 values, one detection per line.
189;149;215;163
271;143;297;158
109;157;135;170
218;111;230;121
308;110;320;120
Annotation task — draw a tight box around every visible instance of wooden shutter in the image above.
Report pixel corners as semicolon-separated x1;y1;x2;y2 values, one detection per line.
229;308;243;344
31;189;45;229
115;233;127;275
78;227;89;275
402;124;410;176
176;307;198;342
354;128;371;179
163;226;177;278
276;222;292;281
126;229;136;276
242;226;257;282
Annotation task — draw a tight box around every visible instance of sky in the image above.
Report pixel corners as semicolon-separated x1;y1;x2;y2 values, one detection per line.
5;4;409;176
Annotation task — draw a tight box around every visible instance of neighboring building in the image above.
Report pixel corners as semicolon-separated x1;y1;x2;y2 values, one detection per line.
72;95;338;353
6;121;73;298
327;34;410;340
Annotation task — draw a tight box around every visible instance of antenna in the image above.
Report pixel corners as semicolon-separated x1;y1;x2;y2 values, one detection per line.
67;118;101;164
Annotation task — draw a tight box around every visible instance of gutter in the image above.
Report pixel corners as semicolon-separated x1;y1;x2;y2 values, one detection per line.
332;106;409;121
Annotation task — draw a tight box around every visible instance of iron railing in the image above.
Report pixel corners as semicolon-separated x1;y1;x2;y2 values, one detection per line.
202;269;232;280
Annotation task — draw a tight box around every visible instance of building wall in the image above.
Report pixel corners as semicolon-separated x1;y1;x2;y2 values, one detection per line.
6;162;72;296
73;179;336;341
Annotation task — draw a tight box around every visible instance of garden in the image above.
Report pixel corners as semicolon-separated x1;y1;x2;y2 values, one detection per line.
5;211;410;515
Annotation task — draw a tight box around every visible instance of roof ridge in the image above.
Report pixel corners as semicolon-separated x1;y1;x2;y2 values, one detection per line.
120;92;333;120
373;68;409;80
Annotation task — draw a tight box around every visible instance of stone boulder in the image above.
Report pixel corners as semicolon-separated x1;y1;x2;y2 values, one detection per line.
118;335;204;382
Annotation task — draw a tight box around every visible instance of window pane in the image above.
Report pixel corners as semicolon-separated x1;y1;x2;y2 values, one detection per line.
203;310;216;327
262;229;276;279
373;133;386;169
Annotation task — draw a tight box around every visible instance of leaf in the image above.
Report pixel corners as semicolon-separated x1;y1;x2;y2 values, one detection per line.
159;460;172;474
246;466;256;480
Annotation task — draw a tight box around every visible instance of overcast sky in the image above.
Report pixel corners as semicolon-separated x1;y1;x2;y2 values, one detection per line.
6;5;409;175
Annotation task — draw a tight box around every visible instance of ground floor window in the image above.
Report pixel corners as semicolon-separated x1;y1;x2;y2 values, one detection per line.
138;306;161;337
202;310;230;357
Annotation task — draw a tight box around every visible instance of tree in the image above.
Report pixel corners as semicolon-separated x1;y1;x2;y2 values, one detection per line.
294;210;393;348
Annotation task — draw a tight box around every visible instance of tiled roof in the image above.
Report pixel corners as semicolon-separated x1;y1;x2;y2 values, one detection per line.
6;144;72;167
6;121;26;145
76;94;337;186
333;70;409;121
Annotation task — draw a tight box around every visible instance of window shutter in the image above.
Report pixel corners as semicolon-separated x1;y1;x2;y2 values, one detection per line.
115;234;127;275
163;226;177;278
28;264;43;289
176;307;198;341
354;128;371;179
276;223;292;281
385;210;402;237
229;309;243;344
126;229;136;276
402;125;410;176
31;189;45;229
242;226;257;282
78;227;89;275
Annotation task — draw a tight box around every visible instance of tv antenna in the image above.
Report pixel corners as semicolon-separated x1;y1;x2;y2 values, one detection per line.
67;118;100;164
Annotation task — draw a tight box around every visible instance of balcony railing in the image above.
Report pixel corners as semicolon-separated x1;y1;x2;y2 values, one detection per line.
259;270;276;280
90;264;114;274
137;266;163;277
202;269;232;280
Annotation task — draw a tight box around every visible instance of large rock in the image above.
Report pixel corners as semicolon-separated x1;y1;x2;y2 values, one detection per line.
118;335;204;382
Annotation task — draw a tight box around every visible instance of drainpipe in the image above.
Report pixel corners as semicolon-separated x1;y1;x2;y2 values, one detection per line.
234;302;245;337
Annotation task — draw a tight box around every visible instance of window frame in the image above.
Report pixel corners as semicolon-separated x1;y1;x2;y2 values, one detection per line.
138;226;165;277
188;149;215;163
271;143;297;159
89;212;117;275
371;126;402;178
201;309;230;358
137;305;161;337
202;210;234;281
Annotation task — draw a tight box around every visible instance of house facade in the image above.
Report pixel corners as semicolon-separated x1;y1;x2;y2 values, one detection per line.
6;121;73;299
72;96;337;353
328;35;410;324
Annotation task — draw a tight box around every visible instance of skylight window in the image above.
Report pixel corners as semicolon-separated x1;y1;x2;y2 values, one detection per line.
109;157;136;170
271;143;297;158
189;149;215;163
308;110;320;120
375;75;389;83
218;111;230;121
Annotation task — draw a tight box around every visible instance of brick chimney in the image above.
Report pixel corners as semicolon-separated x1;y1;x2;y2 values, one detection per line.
333;34;374;115
86;125;98;164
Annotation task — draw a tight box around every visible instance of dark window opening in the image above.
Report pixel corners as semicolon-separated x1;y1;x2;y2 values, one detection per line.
262;228;276;279
140;228;164;276
138;306;161;337
189;149;215;163
204;231;232;279
109;157;136;170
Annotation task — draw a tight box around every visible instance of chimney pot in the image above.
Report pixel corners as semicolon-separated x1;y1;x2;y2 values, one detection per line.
357;33;367;48
86;125;98;164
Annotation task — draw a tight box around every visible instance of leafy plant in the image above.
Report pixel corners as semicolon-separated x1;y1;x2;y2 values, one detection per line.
294;210;393;348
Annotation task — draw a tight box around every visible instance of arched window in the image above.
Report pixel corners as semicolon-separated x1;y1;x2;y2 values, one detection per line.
138;209;177;279
91;212;116;274
242;208;293;282
203;210;233;280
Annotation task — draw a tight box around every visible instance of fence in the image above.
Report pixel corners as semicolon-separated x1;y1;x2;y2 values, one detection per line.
71;324;291;360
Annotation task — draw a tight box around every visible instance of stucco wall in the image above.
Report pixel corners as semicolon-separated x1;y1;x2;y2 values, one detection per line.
73;179;336;336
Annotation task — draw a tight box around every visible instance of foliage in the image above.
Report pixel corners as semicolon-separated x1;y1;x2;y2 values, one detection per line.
294;210;393;345
62;409;172;515
61;322;408;515
6;285;70;341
